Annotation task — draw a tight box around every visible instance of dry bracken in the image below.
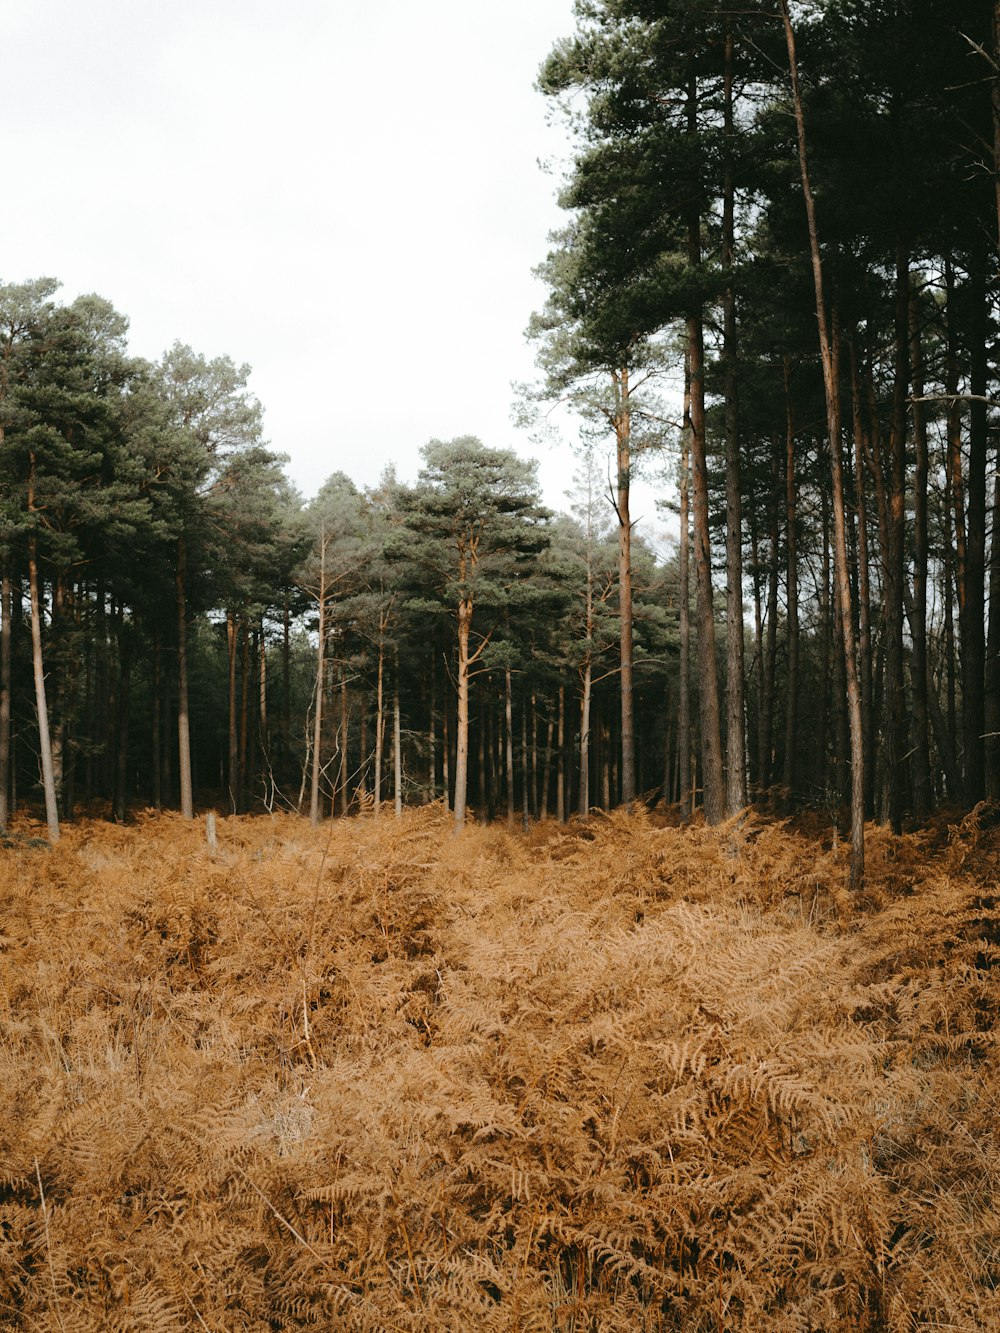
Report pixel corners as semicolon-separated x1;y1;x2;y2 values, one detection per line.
0;802;998;1330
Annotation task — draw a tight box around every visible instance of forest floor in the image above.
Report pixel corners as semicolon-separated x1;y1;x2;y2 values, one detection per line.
1;802;999;1331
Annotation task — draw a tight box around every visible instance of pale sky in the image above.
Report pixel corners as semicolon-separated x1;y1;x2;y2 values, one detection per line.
3;0;676;548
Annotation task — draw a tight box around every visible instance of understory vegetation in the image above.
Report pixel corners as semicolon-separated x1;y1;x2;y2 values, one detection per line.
1;804;998;1330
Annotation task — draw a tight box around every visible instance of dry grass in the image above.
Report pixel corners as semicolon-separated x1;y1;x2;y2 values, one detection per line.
1;802;999;1330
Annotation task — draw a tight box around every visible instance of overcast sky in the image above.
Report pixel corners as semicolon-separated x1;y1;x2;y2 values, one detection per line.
4;0;676;548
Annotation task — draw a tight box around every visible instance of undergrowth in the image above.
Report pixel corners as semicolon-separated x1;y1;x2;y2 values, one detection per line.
1;802;998;1330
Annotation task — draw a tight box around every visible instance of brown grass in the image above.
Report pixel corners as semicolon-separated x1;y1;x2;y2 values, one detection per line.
1;802;999;1330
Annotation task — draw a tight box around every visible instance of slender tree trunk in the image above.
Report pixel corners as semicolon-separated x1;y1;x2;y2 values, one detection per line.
578;661;593;816
722;24;747;815
987;469;1000;796
113;617;131;823
227;611;238;813
428;656;437;802
152;636;162;811
908;282;933;811
453;599;472;828
686;80;725;824
442;671;451;812
393;665;402;819
28;537;59;843
540;713;554;820
530;691;539;817
614;367;636;805
963;243;988;803
505;664;515;826
848;345;876;817
258;616;268;751
556;683;566;823
176;536;194;819
239;621;250;813
338;666;349;814
375;640;384;814
679;367;692;819
0;566;10;832
782;2;865;886
309;541;327;827
782;360;799;801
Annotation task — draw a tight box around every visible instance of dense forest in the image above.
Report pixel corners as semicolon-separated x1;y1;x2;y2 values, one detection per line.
2;0;1000;891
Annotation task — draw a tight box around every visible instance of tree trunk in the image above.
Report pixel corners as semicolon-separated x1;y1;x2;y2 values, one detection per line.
504;664;515;826
227;611;238;813
963;243;988;804
722;23;747;815
28;538;59;843
556;684;566;823
679;366;692;819
375;640;385;814
578;660;593;816
176;536;194;819
239;620;250;813
393;666;402;819
309;542;326;827
453;599;472;828
113;616;131;823
782;1;865;887
614;367;636;805
686;79;725;825
908;281;933;811
848;343;876;817
152;635;162;811
782;360;800;802
0;565;11;832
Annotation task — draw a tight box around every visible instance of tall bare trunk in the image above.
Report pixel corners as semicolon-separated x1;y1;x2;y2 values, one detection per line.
393;661;402;819
375;640;384;815
227;611;238;813
782;1;865;887
722;24;747;815
152;636;162;811
614;368;636;804
679;367;692;818
176;536;193;819
578;661;593;817
689;293;725;824
908;283;933;811
453;600;472;828
309;539;327;827
0;566;10;831
782;360;800;801
504;665;515;826
556;684;566;823
28;537;59;843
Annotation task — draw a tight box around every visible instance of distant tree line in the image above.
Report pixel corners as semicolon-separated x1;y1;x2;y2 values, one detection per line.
2;3;999;868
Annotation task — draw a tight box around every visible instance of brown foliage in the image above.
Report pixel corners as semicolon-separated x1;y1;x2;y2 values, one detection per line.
1;803;999;1330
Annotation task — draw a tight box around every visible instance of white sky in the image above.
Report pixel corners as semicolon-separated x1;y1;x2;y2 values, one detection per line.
3;0;677;552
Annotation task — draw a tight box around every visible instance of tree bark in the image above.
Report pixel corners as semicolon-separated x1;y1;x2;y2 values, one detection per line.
176;536;194;819
679;364;692;819
505;664;515;826
393;663;402;819
614;366;636;805
722;23;747;815
309;537;327;827
782;360;800;801
782;2;865;887
28;536;59;843
227;611;238;813
0;565;11;832
453;598;472;828
686;79;725;825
